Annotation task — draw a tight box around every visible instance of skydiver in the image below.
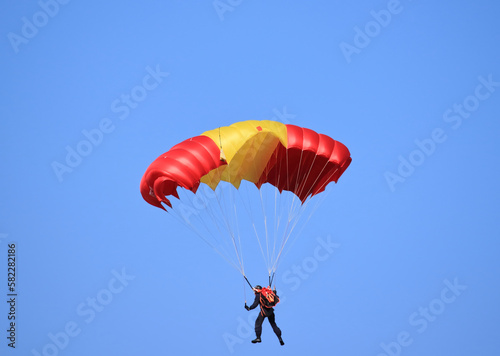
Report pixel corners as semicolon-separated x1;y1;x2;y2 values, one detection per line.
244;285;284;345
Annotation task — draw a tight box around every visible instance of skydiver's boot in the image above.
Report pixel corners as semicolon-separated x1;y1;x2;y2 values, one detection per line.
251;338;262;344
278;337;284;346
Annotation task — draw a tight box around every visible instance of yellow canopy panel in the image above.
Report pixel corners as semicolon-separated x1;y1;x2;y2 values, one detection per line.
200;120;288;189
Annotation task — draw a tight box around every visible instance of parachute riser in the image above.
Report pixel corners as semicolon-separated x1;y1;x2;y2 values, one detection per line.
269;272;276;288
243;275;253;289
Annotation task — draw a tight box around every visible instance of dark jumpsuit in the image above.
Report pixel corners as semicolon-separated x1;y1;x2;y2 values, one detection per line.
248;292;282;339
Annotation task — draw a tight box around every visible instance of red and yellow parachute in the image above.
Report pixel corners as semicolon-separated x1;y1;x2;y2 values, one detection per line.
141;120;351;209
140;120;351;280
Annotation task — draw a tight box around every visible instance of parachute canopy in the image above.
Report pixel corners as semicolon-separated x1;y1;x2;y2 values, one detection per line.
141;120;351;210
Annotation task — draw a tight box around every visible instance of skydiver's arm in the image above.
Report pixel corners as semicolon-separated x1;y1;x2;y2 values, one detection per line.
248;294;260;310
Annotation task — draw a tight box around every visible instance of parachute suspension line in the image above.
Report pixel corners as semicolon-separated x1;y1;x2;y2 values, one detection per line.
190;185;242;272
206;178;245;276
269;144;291;276
243;276;247;303
271;164;340;273
271;217;295;275
272;144;330;275
296;153;333;207
232;192;246;277
251;136;278;275
160;201;242;273
204;141;243;274
243;275;252;303
295;154;319;204
241;145;270;273
191;187;228;246
271;148;304;272
271;179;280;274
258;186;271;274
253;224;268;271
160;196;219;250
224;189;246;276
273;186;311;271
272;183;333;273
230;174;268;274
267;148;281;277
180;187;243;273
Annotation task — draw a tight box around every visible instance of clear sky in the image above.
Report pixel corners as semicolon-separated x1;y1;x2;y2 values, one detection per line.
1;1;499;355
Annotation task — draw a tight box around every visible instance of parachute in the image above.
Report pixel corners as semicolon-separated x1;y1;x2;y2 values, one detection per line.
140;120;351;284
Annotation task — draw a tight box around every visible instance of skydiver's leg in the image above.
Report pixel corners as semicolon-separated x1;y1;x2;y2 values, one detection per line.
268;313;284;345
254;313;265;338
267;313;281;337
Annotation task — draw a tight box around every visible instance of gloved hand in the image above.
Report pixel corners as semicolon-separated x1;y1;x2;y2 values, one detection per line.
245;303;250;311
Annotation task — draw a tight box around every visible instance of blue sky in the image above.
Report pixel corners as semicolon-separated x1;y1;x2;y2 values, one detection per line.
1;1;499;355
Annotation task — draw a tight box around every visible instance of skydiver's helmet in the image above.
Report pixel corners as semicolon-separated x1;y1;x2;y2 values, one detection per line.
253;285;262;294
